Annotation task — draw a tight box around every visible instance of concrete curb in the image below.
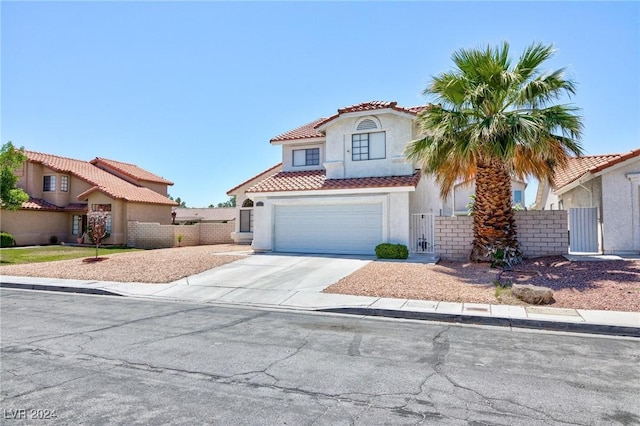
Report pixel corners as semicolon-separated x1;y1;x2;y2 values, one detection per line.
318;307;640;338
3;282;638;338
0;282;123;297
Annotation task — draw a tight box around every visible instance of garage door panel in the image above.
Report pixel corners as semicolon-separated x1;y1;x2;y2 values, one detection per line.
274;203;382;255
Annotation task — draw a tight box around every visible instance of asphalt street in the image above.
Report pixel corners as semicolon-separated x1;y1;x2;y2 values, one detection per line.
1;289;639;425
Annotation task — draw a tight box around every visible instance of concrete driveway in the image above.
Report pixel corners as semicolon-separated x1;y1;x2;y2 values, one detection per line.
149;253;373;307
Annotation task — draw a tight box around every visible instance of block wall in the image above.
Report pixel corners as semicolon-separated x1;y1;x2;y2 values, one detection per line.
127;221;234;249
435;211;568;261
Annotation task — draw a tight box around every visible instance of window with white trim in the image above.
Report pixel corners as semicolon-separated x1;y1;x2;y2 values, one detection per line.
293;148;319;166
60;175;69;192
43;176;56;192
352;132;385;161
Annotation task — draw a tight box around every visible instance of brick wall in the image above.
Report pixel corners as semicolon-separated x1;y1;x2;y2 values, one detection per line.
127;221;234;249
435;210;568;261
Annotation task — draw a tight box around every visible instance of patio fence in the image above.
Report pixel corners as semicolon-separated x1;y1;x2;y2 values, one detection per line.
436;210;568;261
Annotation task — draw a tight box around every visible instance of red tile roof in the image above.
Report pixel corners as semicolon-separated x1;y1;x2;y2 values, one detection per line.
553;148;640;189
20;197;87;212
21;197;64;211
227;163;282;195
270;102;430;143
314;101;429;129
246;170;421;193
270;118;327;142
90;158;173;185
25;151;177;206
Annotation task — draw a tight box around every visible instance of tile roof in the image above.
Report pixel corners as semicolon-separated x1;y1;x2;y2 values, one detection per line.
270;118;327;142
172;207;236;222
20;197;87;212
21;197;64;211
314;101;429;129
553;148;640;189
227;163;282;195
270;102;430;143
25;151;177;206
91;158;173;185
246;170;421;193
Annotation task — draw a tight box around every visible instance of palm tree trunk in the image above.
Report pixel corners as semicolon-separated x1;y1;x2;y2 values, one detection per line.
470;158;520;262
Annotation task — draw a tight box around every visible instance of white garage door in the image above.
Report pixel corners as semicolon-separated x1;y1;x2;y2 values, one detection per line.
274;203;383;255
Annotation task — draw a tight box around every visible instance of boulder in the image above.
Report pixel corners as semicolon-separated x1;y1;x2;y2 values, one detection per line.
511;284;554;305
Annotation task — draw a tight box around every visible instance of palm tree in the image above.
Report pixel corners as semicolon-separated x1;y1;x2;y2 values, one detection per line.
406;42;583;262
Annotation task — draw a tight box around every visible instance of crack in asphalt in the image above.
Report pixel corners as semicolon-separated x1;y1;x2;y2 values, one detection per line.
17;306;214;346
124;311;271;349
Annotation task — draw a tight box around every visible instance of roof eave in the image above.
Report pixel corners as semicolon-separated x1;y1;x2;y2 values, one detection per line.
246;185;417;197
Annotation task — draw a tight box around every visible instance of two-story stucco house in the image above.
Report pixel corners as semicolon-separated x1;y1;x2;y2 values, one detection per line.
2;150;177;246
534;148;640;254
227;101;526;255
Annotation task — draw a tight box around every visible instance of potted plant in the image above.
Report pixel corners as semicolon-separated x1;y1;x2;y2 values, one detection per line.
77;232;85;245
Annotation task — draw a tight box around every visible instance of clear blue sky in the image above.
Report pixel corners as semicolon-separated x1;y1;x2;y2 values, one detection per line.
3;1;639;208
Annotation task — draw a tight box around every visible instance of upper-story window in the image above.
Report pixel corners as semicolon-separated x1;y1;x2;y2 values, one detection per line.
293;148;319;167
43;176;56;192
60;175;69;192
352;132;386;161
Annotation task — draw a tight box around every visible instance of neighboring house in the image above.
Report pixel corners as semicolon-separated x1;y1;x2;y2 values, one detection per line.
171;207;236;225
227;101;527;255
442;179;527;216
2;150;177;246
534;148;640;254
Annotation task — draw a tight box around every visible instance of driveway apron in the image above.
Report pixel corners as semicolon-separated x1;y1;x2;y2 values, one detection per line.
150;253;372;306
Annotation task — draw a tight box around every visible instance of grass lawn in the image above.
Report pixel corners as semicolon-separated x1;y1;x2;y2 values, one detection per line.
0;246;142;265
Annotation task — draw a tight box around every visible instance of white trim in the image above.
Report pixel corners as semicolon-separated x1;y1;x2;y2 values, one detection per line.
315;109;416;131
270;137;326;146
247;185;416;198
556;155;640;195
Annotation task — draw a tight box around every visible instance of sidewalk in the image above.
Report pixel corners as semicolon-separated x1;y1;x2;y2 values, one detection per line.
1;274;638;338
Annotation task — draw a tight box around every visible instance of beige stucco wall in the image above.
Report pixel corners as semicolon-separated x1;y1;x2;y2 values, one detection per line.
17;163;92;207
84;193;125;245
141;181;168;196
0;209;71;246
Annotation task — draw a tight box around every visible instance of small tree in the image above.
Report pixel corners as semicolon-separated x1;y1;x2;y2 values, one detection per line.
87;210;108;258
0;142;29;210
217;197;236;208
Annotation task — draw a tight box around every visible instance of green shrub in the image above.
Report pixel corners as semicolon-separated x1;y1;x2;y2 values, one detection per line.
375;243;409;259
50;235;58;244
0;232;15;247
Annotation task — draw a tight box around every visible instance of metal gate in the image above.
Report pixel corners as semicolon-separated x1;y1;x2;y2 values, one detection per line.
569;207;599;253
410;213;435;254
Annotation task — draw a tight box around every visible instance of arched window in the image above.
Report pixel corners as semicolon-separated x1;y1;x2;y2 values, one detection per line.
242;199;254;208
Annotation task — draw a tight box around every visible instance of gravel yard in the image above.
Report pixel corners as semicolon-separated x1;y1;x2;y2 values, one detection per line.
325;256;640;312
2;245;638;312
0;244;249;283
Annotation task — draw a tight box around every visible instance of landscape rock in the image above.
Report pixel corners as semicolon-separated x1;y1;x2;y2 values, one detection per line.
512;284;555;305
